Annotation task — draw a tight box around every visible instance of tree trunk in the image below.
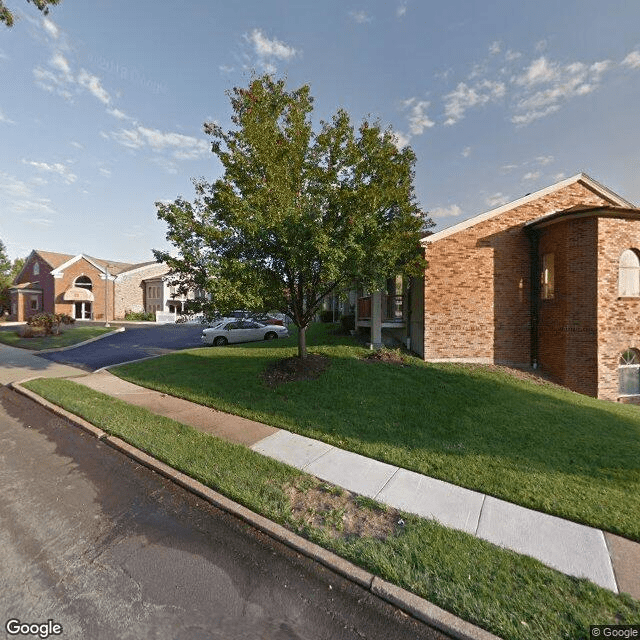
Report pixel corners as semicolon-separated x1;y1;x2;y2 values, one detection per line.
298;324;307;359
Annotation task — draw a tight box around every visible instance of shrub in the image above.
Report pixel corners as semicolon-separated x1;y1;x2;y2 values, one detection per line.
340;314;355;332
320;309;334;323
27;313;61;335
125;311;155;321
55;313;75;325
17;325;47;338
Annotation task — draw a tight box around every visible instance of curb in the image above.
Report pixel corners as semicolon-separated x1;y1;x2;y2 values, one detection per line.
10;381;501;640
37;326;126;353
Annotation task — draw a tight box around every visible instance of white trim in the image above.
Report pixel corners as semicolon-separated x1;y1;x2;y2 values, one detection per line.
422;173;635;245
50;253;108;277
426;357;494;364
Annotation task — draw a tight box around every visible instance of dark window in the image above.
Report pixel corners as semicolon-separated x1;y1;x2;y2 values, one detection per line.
75;275;92;290
619;349;640;396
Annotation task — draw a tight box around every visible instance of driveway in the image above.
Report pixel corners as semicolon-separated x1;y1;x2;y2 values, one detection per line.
39;323;205;371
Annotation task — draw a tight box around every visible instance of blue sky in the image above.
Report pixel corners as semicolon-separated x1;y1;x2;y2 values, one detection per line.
1;0;640;262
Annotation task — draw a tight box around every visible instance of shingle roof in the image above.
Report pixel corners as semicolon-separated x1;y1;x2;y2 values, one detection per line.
33;250;159;275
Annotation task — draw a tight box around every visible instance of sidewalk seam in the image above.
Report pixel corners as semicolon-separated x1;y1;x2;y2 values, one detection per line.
474;494;487;537
373;467;401;501
11;381;501;640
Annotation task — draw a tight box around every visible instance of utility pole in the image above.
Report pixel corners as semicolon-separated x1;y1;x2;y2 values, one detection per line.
104;264;111;327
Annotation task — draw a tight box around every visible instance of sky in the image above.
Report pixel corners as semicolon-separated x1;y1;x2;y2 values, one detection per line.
1;0;640;263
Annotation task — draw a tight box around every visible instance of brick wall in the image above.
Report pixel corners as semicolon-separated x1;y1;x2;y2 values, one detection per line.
114;264;169;319
596;217;640;400
423;181;612;366
52;259;107;319
536;217;598;396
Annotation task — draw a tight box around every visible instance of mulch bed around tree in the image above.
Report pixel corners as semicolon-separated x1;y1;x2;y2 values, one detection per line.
262;354;331;387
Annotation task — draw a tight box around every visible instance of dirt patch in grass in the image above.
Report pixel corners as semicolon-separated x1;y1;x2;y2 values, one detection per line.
286;478;402;540
262;354;331;387
363;348;407;366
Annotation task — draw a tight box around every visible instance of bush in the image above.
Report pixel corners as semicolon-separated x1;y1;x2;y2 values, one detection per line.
340;314;355;332
320;309;334;323
125;311;155;321
26;312;67;335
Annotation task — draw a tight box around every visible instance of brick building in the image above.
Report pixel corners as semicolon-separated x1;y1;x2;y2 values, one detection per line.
414;173;640;402
9;250;169;322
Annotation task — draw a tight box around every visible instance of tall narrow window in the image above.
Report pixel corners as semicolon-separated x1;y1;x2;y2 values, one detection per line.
619;349;640;396
541;253;554;300
618;249;640;297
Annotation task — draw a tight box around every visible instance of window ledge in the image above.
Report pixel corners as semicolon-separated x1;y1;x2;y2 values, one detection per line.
617;296;640;300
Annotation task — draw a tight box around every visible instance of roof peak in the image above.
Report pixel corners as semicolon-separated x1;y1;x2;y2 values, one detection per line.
422;173;635;245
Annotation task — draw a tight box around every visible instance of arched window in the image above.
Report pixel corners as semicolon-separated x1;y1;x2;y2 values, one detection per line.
618;250;640;297
74;275;93;290
619;348;640;396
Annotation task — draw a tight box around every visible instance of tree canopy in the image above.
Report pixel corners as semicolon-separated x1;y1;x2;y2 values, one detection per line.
0;240;24;314
1;0;60;27
155;75;431;358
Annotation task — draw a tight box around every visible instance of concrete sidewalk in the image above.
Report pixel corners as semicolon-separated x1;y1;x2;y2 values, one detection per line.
71;370;639;598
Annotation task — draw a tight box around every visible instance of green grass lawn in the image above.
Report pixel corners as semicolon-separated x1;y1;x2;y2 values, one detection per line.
0;325;114;350
20;378;640;640
110;323;640;542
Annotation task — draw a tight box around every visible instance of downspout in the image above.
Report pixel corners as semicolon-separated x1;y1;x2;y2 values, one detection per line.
526;227;539;369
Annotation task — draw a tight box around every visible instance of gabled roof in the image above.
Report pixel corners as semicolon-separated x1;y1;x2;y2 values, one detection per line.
523;204;640;231
421;173;635;245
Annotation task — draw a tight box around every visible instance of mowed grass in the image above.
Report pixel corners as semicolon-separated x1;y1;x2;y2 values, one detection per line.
0;325;113;350
21;378;640;640
111;323;640;542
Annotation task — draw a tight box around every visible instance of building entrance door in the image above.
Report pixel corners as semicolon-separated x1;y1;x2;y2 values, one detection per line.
74;302;92;319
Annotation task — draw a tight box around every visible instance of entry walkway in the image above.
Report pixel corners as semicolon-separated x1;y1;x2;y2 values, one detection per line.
68;370;639;597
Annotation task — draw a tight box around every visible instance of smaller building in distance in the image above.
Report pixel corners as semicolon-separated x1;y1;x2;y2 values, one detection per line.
9;250;170;322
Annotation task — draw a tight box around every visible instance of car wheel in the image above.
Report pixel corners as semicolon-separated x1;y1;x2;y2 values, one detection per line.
213;336;228;346
264;332;278;341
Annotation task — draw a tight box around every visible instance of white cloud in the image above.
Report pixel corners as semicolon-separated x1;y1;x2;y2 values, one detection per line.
536;155;554;166
461;146;471;158
516;57;559;86
249;29;298;63
431;204;462;219
391;131;411;150
512;56;611;125
107;107;131;120
523;171;541;181
0;171;57;215
0;109;14;125
70;141;84;150
396;3;407;17
50;52;72;79
22;159;77;184
99;167;112;178
349;10;373;23
443;80;505;125
486;192;509;207
402;98;435;135
622;50;640;69
505;49;521;62
77;69;111;105
107;126;210;162
0;49;8;61
42;17;60;40
489;41;501;55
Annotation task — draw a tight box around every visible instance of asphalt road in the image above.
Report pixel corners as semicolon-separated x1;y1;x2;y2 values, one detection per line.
0;387;447;640
38;324;206;371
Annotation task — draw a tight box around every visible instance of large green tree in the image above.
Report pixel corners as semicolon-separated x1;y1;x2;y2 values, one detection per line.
156;75;431;358
1;0;60;27
0;240;24;314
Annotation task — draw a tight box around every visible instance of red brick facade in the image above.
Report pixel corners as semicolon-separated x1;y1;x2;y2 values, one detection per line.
9;250;168;322
419;174;639;401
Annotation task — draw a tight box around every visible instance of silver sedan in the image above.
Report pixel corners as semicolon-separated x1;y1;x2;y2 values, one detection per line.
201;320;289;346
